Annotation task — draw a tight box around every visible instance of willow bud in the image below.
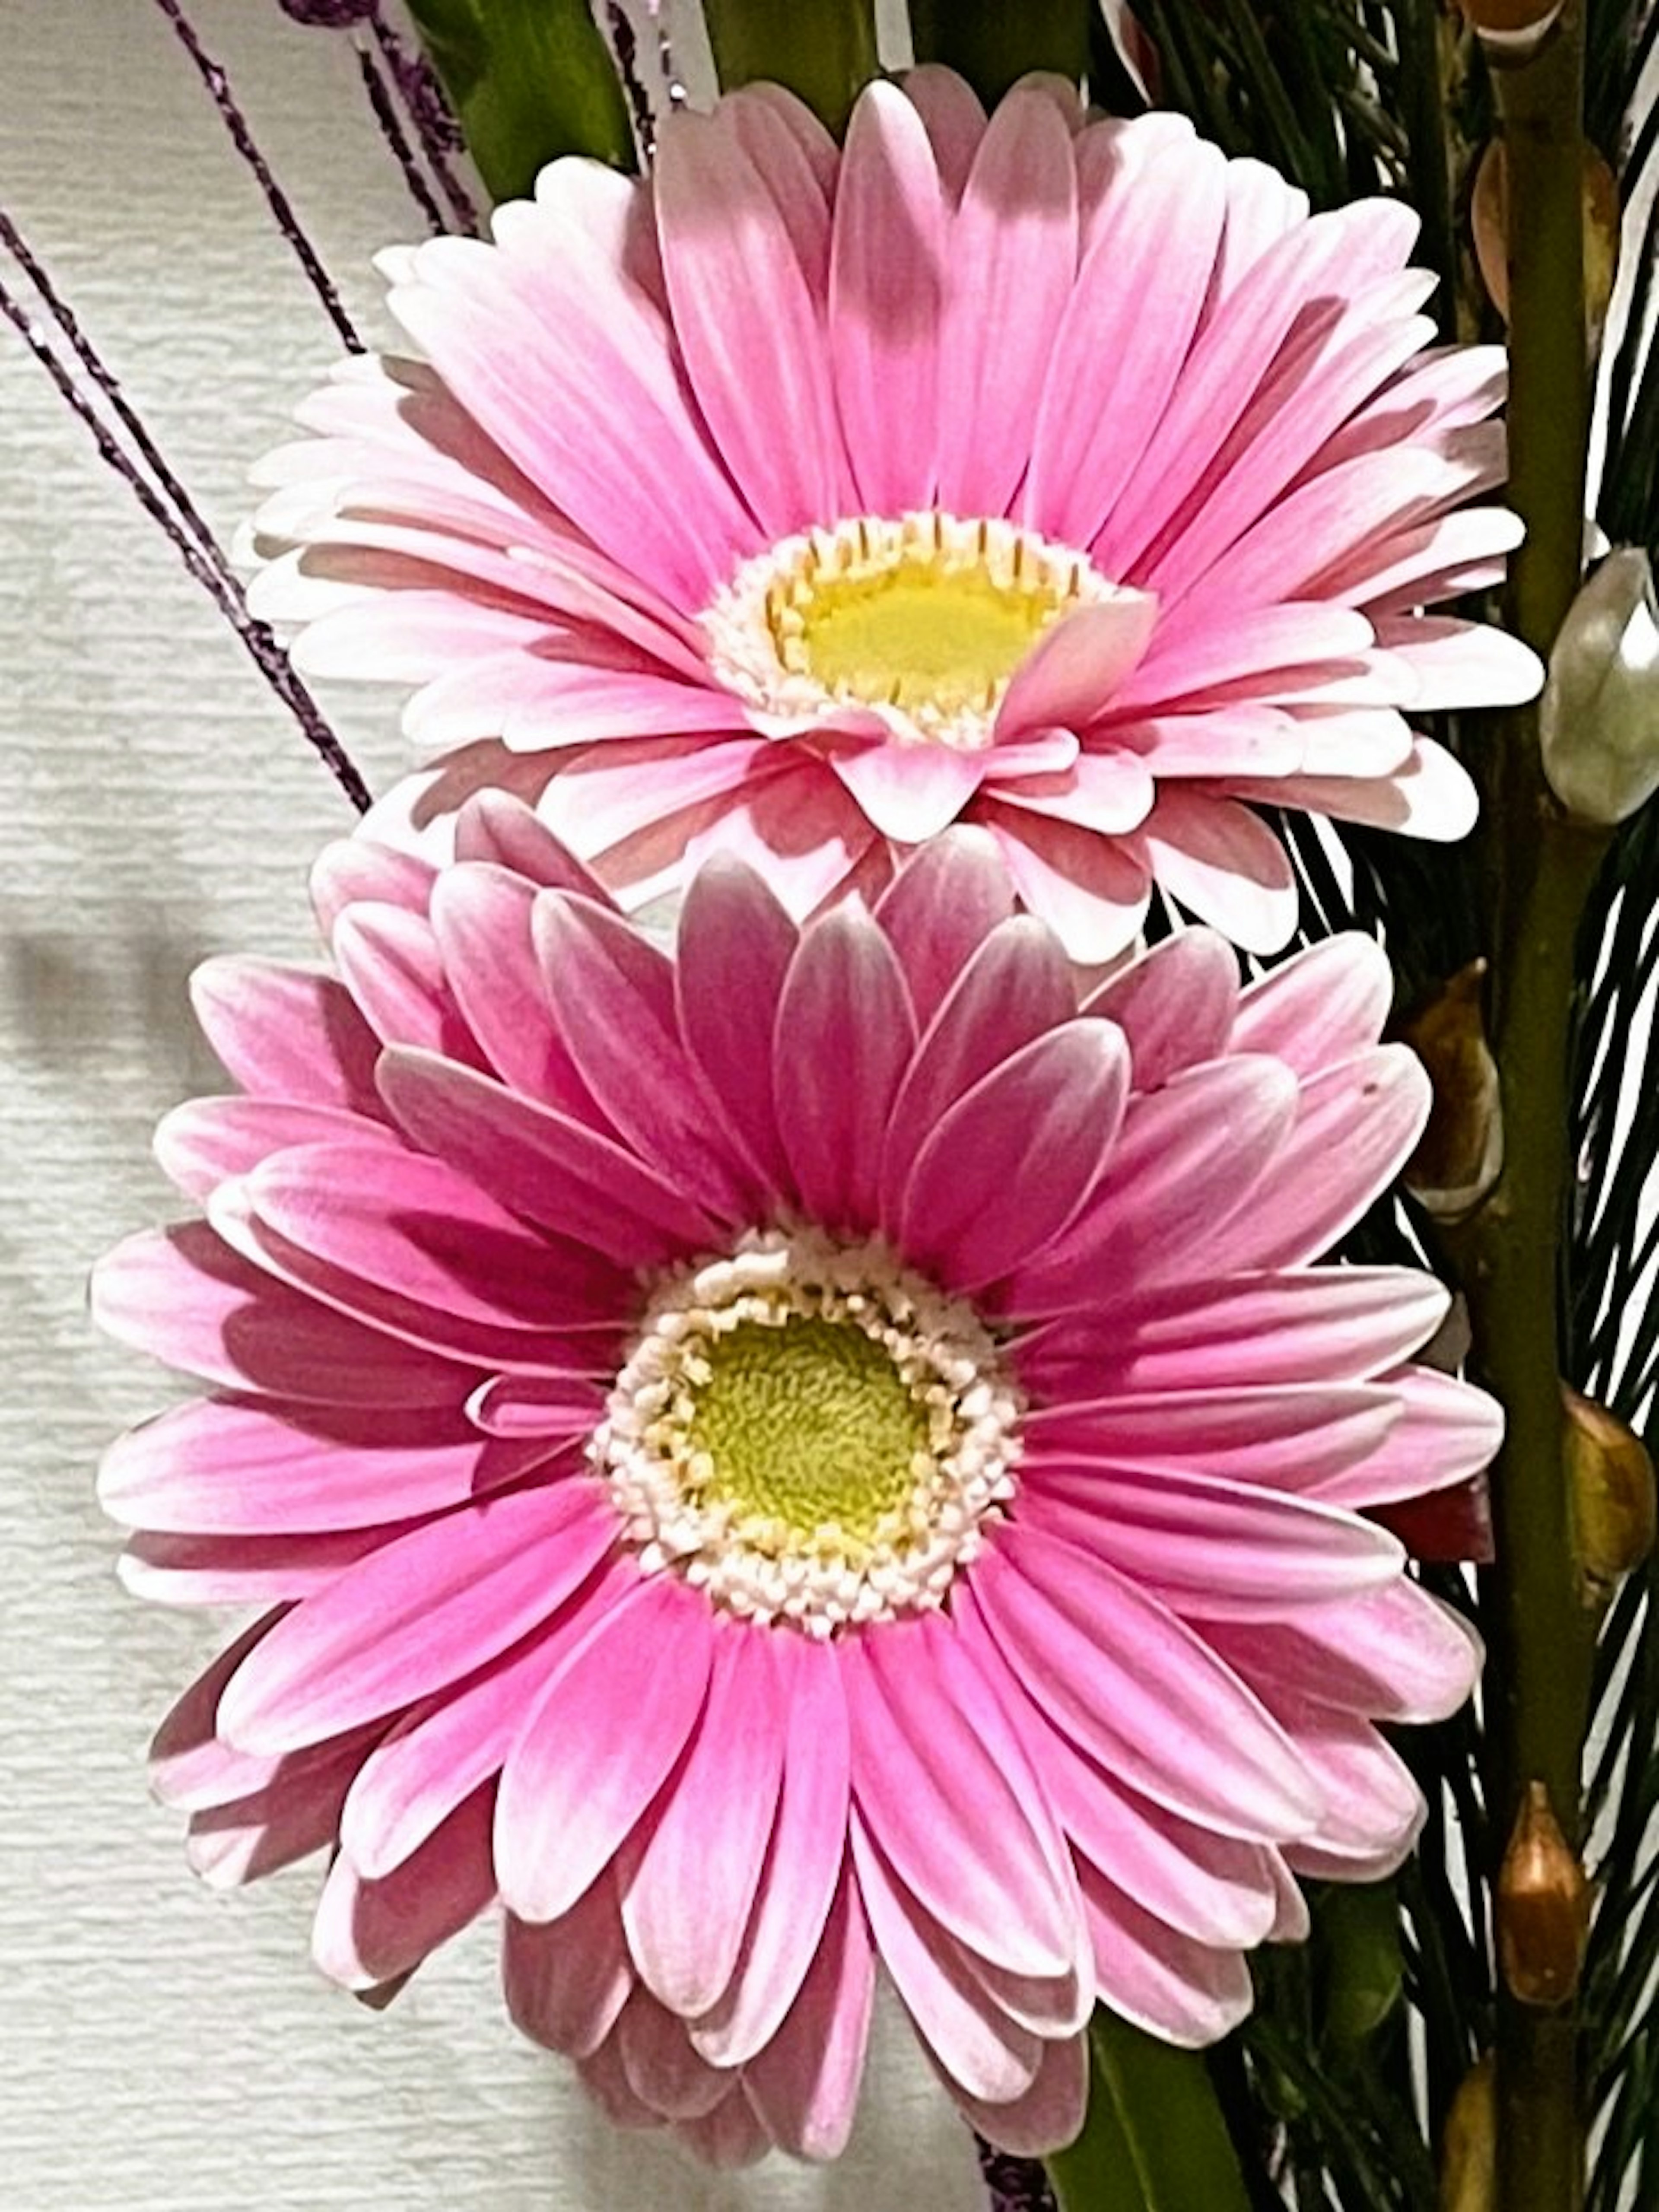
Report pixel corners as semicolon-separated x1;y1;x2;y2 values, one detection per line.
1439;2053;1495;2212
1496;1782;1592;2008
1564;1383;1657;1606
1539;550;1659;826
1400;963;1503;1221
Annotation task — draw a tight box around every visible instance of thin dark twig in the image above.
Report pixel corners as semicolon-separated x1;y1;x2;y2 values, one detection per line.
0;264;370;812
356;40;451;236
365;6;480;232
606;4;659;159
152;0;363;350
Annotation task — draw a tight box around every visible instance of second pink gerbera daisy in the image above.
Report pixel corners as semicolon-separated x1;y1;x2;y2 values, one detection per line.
250;70;1539;960
96;798;1493;2164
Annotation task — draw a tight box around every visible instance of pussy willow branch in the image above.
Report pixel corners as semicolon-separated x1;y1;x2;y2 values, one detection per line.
1460;9;1603;2208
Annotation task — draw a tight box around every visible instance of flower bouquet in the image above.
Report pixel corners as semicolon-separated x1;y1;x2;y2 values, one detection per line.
19;1;1659;2205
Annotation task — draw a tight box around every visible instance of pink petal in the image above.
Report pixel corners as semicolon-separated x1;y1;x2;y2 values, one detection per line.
496;1573;713;1924
1004;1056;1299;1316
872;826;1018;1025
331;902;477;1062
312;1784;496;1989
656;113;844;535
1079;927;1239;1089
616;1993;732;2120
1313;1365;1503;1509
830;742;988;844
935;84;1078;516
504;1875;633;2058
845;1613;1081;1980
217;1481;614;1754
938;2029;1089;2158
92;1223;468;1406
534;891;749;1218
978;807;1151;964
774;904;917;1233
741;1862;875;2162
885;915;1079;1195
830;82;945;512
1373;611;1541;710
1077;1860;1254;2047
675;857;798;1204
849;1813;1043;2103
1025;1464;1404;1617
1240;736;1480;843
427;864;603;1119
896;1020;1129;1292
962;1533;1322;1841
996;597;1161;741
1207;1582;1481;1725
310;839;435;931
154;1096;391;1203
1201;1046;1431;1272
900;66;988;202
185;1743;360;1889
988;747;1157;836
451;788;612;895
620;1627;786;2018
688;1633;850;2069
1023;1382;1396;1488
1133;790;1299;953
1231;931;1392;1074
1026;137;1229;549
190;957;382;1114
99;1391;537;1536
375;1045;716;1268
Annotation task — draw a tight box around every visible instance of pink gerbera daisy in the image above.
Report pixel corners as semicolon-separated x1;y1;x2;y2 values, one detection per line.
249;70;1539;961
95;798;1492;2163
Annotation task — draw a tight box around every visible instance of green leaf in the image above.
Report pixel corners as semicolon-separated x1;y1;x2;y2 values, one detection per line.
404;0;634;202
702;0;878;136
909;0;1089;109
1318;1882;1405;2048
1044;2012;1253;2212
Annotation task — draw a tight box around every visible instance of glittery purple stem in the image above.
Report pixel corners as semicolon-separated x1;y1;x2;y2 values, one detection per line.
0;220;371;813
153;0;364;352
366;8;481;234
356;38;453;236
975;2139;1060;2212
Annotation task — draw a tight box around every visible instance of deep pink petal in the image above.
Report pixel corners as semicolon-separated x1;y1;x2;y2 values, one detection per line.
312;1784;496;1989
674;856;798;1204
1080;927;1240;1089
504;1876;633;2058
872;826;1018;1024
217;1482;614;1754
1230;932;1392;1074
496;1573;713;1923
741;1862;875;2162
1077;1859;1255;2047
620;1627;786;2018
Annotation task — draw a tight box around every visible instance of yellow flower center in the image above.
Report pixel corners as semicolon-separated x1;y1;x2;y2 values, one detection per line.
594;1229;1024;1635
706;512;1113;751
686;1315;932;1557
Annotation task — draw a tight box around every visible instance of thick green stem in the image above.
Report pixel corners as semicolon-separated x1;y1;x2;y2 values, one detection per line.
1043;2013;1252;2211
702;0;879;135
1462;11;1600;2209
909;0;1089;108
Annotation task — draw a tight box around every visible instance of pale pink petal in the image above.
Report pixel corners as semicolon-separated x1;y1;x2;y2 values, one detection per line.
655;112;845;534
978;807;1151;965
1132;790;1300;952
154;1097;391;1203
995;596;1160;741
1231;932;1392;1074
938;2029;1090;2158
674;856;798;1203
1312;1365;1504;1509
884;915;1079;1195
1372;611;1542;709
1023;1384;1395;1488
1077;1861;1255;2047
1236;737;1480;843
936;85;1078;516
987;748;1157;836
830;82;945;512
1208;1583;1481;1726
185;1744;360;1889
829;741;988;842
845;1613;1081;1979
1026;138;1229;548
190;957;382;1115
899;66;988;201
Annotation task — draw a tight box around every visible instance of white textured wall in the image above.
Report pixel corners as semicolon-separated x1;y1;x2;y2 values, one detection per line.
0;6;979;2205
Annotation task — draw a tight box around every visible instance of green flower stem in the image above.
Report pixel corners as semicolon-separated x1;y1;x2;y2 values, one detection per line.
404;0;635;199
1457;10;1603;2208
1043;2012;1252;2212
702;0;879;136
909;0;1089;109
